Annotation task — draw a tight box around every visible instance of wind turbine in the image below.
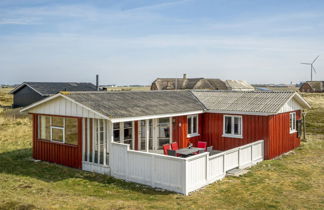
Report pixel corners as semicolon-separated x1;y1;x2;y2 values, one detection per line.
301;55;319;81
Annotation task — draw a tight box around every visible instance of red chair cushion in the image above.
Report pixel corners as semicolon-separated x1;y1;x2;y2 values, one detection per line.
171;142;179;151
197;141;207;151
163;144;171;155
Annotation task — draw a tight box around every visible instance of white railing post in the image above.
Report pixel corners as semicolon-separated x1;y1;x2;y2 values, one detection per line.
145;119;149;152
151;155;155;188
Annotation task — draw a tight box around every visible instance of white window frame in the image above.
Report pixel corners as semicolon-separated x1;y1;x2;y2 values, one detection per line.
222;115;243;139
290;112;297;134
187;114;199;138
50;117;65;143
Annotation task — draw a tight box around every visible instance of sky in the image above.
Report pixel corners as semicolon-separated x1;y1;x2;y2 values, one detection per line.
0;0;324;85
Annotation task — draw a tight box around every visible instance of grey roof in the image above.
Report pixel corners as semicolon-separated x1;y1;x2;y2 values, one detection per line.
66;91;204;118
11;82;97;96
191;90;301;114
225;80;255;90
24;90;311;118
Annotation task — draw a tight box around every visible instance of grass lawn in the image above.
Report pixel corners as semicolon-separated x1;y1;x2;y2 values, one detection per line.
0;88;323;209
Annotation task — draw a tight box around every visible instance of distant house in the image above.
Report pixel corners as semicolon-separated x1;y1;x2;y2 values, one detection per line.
10;82;97;108
151;74;254;91
299;81;324;93
225;80;255;91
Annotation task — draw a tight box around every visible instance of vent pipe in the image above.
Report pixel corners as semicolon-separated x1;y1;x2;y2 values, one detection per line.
96;74;99;91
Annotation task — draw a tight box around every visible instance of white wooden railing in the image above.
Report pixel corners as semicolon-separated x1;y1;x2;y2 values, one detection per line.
110;140;264;195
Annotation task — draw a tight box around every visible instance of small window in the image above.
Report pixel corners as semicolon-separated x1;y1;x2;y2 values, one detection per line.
52;127;64;142
223;115;242;138
290;112;296;133
187;115;199;137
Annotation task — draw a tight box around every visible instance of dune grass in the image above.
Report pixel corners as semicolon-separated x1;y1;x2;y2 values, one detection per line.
0;88;323;209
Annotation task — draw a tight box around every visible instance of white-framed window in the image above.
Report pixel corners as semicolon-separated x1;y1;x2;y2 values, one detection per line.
38;115;78;145
187;115;199;137
290;112;297;133
113;121;134;149
223;115;243;138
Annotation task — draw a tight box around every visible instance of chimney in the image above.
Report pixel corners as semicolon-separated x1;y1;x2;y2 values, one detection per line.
183;74;187;79
96;74;99;91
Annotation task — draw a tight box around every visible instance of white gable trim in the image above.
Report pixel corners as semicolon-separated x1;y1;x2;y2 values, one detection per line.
21;93;110;120
277;97;303;114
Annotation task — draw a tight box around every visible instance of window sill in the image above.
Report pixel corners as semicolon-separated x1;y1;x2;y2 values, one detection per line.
187;133;200;138
222;134;243;139
289;130;297;134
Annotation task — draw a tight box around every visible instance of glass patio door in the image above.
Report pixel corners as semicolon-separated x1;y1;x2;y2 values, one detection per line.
140;120;153;151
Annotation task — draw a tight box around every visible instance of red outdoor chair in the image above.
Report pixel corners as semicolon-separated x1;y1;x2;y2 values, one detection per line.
163;144;171;155
197;141;207;151
171;142;179;151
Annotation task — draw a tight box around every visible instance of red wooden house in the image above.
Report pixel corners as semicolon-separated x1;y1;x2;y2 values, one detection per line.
22;90;310;174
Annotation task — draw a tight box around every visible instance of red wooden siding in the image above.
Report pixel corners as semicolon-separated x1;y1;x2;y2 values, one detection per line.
172;114;203;148
201;112;301;160
32;114;83;169
267;111;301;159
202;113;269;154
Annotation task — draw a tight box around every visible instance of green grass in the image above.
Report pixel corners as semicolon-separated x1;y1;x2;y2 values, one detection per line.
0;88;324;209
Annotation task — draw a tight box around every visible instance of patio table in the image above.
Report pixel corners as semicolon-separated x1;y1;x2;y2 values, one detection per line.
176;147;205;156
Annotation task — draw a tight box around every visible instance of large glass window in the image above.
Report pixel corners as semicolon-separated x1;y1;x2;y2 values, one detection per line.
290;112;296;133
39;116;50;140
65;118;78;145
158;118;170;149
223;115;242;138
140;120;153;150
38;115;78;145
187;115;198;137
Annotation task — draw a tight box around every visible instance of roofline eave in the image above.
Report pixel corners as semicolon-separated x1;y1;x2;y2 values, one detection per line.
21;93;111;121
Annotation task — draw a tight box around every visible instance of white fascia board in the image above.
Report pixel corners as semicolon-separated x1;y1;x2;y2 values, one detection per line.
206;110;273;116
111;110;204;123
